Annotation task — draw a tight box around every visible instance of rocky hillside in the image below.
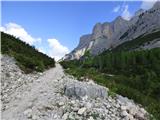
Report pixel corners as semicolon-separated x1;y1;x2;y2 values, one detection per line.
64;2;160;60
1;55;149;120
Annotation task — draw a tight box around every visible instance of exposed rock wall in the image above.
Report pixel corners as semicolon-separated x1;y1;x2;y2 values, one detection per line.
64;2;160;60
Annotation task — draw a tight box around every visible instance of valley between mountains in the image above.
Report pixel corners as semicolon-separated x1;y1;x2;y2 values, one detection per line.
1;1;160;120
1;55;149;120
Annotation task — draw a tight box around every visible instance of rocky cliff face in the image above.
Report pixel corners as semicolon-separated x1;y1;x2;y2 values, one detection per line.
64;2;160;60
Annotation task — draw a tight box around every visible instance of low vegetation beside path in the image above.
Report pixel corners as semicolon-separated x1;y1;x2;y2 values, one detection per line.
60;48;160;120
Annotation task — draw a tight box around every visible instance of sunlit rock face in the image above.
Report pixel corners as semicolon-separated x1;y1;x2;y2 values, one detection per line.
64;1;160;60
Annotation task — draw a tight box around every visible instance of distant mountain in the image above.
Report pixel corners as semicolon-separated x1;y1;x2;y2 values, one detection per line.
1;32;55;73
64;1;160;60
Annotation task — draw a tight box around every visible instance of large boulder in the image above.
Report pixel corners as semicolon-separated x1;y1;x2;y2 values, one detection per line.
64;82;108;99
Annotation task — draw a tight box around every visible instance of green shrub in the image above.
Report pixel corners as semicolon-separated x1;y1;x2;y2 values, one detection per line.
60;47;160;120
1;32;55;73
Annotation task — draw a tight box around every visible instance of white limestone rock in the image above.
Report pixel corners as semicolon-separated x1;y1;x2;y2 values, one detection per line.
78;107;87;115
64;1;160;60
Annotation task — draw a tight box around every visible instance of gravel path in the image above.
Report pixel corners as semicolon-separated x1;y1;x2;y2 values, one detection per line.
2;63;68;120
1;56;149;120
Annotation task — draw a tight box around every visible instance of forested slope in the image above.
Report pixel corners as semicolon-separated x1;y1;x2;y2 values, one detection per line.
113;31;160;51
1;32;55;73
60;47;160;119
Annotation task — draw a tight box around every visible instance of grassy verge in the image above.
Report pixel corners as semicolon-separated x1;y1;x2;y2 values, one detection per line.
60;58;160;120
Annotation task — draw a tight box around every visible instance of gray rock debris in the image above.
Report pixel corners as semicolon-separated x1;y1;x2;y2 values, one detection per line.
1;55;149;120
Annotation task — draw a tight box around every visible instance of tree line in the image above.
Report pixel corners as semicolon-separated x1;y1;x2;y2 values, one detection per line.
60;48;160;119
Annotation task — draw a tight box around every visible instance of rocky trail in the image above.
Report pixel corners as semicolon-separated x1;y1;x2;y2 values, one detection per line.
1;55;149;120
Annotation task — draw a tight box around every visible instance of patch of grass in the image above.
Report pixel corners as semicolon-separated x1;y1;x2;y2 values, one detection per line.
90;112;100;119
64;67;160;119
108;91;117;98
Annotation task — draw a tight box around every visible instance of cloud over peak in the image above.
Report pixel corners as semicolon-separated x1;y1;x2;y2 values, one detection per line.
121;5;132;21
112;3;132;21
141;0;159;10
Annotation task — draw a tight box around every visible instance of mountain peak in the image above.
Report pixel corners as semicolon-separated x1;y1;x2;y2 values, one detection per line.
135;9;145;16
152;1;160;9
114;16;125;22
64;2;160;60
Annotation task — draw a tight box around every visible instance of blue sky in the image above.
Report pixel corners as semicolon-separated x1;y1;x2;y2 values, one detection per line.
1;1;157;60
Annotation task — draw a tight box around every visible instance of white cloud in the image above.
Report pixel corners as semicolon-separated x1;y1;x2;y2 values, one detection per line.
0;23;41;45
37;47;46;54
121;5;132;20
47;38;69;61
1;22;70;61
141;0;158;10
113;5;120;13
113;3;132;21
